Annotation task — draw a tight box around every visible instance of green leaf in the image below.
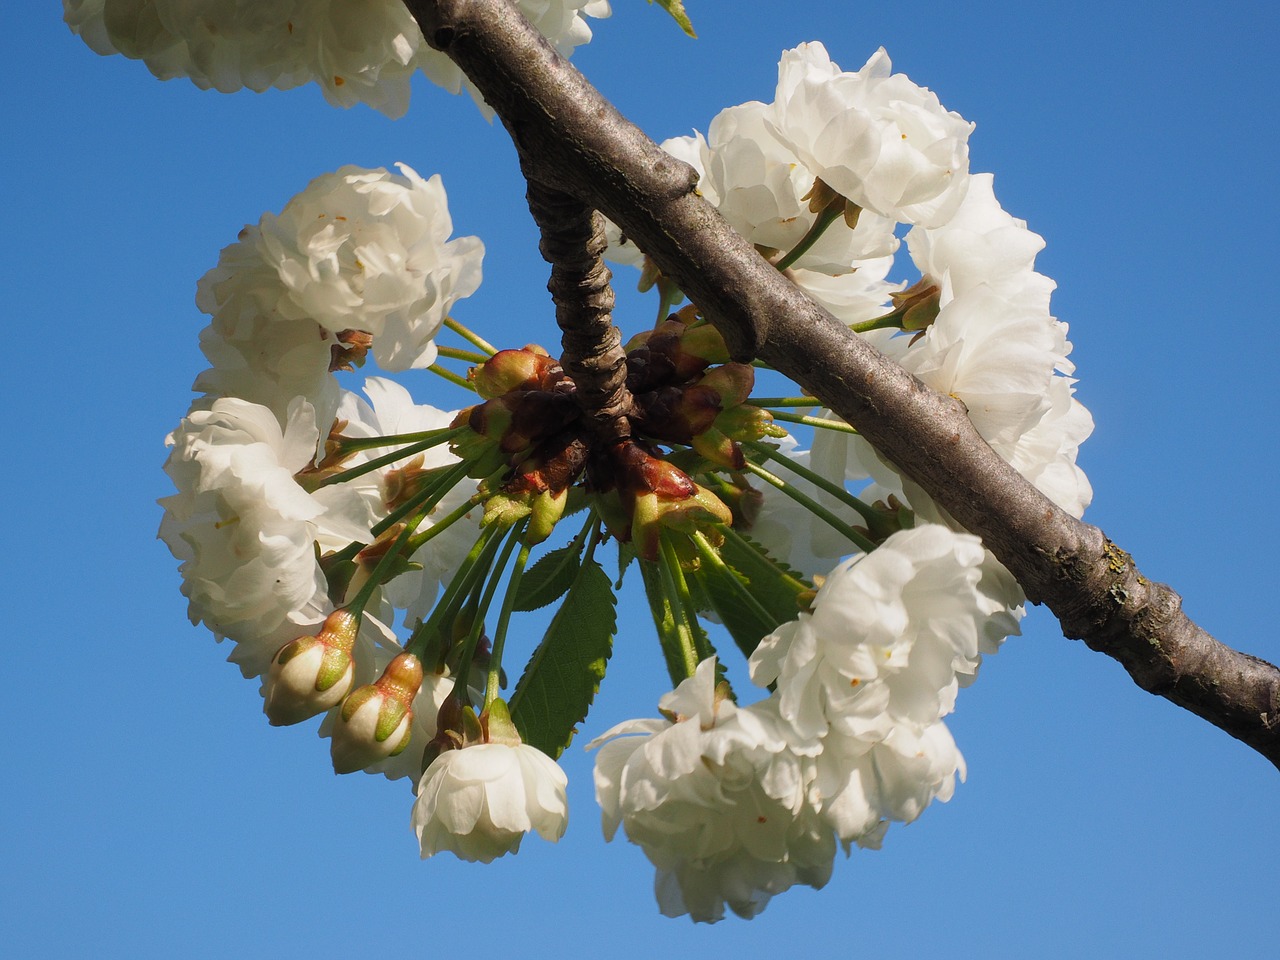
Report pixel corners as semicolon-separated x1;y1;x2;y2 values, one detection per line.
512;544;582;612
719;531;810;626
646;0;697;38
509;559;616;758
691;560;784;660
615;541;636;589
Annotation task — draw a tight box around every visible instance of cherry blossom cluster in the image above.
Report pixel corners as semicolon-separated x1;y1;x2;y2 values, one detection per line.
594;43;1089;920
96;5;1097;919
64;0;610;117
160;164;490;785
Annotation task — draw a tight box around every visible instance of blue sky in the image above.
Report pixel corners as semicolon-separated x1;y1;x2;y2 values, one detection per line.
4;2;1278;956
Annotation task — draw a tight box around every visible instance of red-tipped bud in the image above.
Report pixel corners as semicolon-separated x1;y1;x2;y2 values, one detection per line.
329;653;425;774
263;610;359;726
610;442;733;560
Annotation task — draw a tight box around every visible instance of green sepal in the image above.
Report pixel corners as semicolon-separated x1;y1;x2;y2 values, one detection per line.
481;698;523;746
646;0;697;37
509;559;617;758
374;698;409;742
616;541;636;588
340;685;378;721
316;645;353;693
637;557;716;687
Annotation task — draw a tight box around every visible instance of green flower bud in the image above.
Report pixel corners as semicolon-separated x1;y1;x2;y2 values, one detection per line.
470;346;561;399
263;610;359;727
330;652;424;774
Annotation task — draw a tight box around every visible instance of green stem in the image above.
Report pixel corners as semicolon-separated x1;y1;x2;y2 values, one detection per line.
444;316;497;356
719;524;812;595
346;518;421;620
850;312;908;335
455;523;525;706
658;532;708;674
372;460;473;539
747;397;819;408
764;408;861;436
773;205;843;272
403;487;483;554
690;530;779;631
739;456;877;554
428;363;478;392
745;440;879;526
405;525;502;665
333;426;459;455
485;539;533;710
317;427;467;489
654;278;682;326
437;345;489;364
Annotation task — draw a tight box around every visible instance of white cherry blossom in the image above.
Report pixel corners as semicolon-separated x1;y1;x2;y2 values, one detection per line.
412;742;569;863
159;397;332;674
749;525;995;740
63;0;610;118
254;164;483;372
589;660;837;922
770;43;975;226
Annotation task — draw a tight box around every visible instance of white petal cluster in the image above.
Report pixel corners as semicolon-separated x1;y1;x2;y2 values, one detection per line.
751;526;993;742
160;164;484;789
192;163;482;427
608;42;978;325
590;660;834;922
158;396;342;677
333;378;481;629
257;164;484;372
591;527;1013;921
771;44;975;227
749;525;997;846
63;0;610;118
832;172;1094;520
412;743;569;863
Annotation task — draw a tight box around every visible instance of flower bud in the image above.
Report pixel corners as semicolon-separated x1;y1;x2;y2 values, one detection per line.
470;347;561;399
677;322;731;366
633;384;720;444
330;652;425;774
263;610;359;726
696;362;755;409
690;426;745;470
610;442;733;560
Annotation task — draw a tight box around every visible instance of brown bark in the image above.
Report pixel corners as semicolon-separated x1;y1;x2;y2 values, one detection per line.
402;0;1280;769
524;178;636;443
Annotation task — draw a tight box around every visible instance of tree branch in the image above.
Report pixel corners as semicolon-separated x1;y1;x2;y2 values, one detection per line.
403;0;1280;769
524;177;635;443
